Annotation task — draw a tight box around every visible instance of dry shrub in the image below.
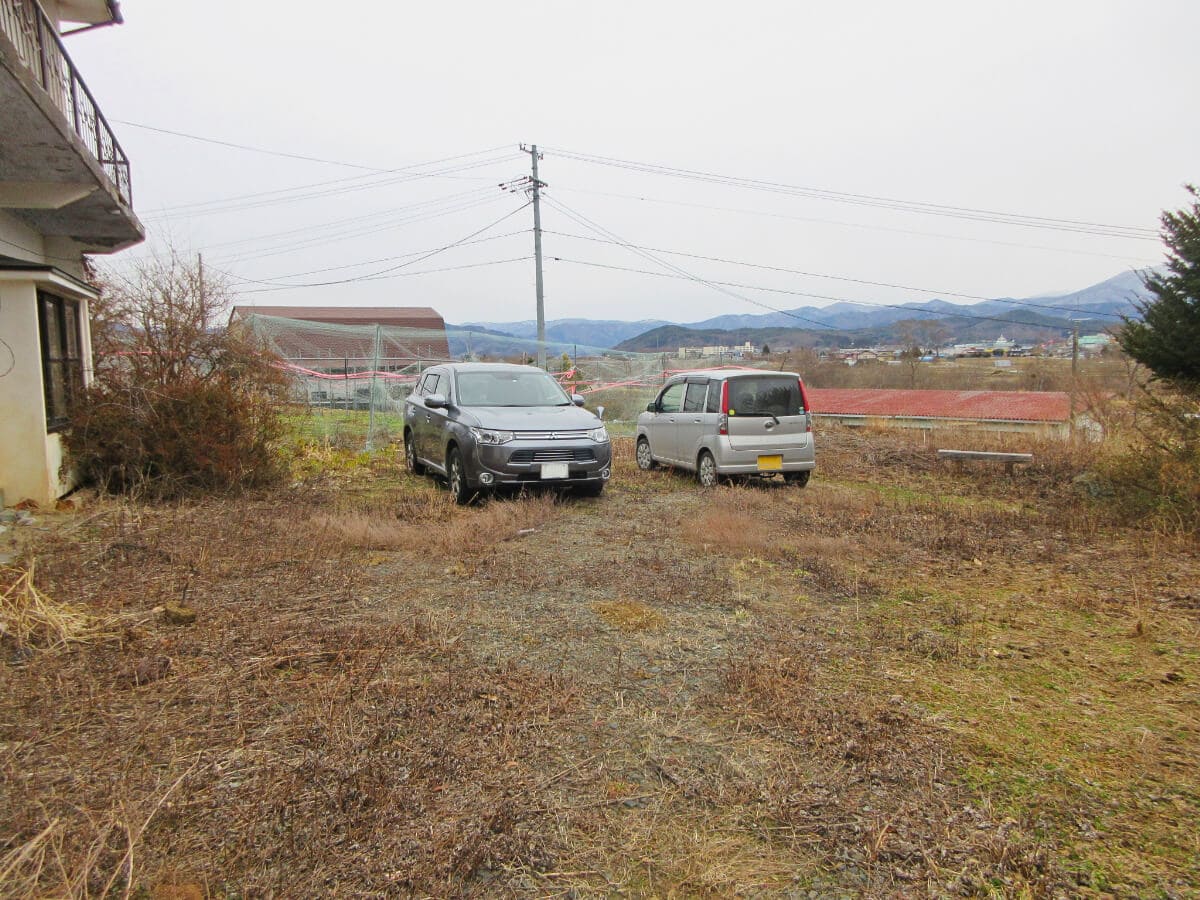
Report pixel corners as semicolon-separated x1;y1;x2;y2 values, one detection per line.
1097;389;1200;530
66;253;288;498
0;562;110;650
310;492;560;554
69;375;286;497
591;599;666;631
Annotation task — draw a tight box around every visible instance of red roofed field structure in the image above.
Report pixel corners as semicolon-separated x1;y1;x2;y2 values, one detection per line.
808;389;1074;438
229;305;450;368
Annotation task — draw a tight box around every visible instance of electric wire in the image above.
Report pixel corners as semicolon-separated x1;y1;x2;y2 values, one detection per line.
545;147;1159;240
213;202;531;289
142;154;522;221
544;197;1110;332
543;196;839;330
542;230;1128;320
232;256;533;295
212;194;511;267
211;230;527;283
141;146;514;215
554;185;1160;265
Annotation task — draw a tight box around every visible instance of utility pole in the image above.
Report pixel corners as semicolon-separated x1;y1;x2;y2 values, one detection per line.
501;147;548;368
521;144;547;368
1069;323;1079;441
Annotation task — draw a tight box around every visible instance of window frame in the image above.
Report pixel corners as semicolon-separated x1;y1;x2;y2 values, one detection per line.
657;381;686;413
682;381;709;413
37;290;84;433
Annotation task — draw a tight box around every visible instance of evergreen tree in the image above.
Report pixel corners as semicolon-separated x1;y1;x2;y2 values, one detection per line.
1120;186;1200;392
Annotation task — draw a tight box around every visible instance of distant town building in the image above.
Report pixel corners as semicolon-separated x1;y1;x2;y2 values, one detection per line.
1077;334;1113;356
677;341;755;360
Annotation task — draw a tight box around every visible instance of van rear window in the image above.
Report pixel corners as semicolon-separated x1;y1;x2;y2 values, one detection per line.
726;377;802;417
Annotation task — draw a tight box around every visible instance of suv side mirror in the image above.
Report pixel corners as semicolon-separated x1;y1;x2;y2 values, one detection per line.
424;393;448;409
572;394;586;407
646;401;658;413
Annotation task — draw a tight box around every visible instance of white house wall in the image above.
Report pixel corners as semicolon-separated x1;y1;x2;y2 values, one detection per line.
0;208;45;261
0;269;95;507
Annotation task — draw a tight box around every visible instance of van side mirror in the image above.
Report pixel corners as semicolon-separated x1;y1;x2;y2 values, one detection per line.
572;394;586;407
646;401;657;413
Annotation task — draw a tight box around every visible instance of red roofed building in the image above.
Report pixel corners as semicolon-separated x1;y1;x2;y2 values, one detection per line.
230;305;450;368
809;389;1074;438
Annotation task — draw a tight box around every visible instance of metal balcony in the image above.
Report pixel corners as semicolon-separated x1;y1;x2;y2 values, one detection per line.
0;0;142;251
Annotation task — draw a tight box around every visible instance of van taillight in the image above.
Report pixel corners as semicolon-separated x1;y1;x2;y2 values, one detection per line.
798;378;812;433
718;380;729;435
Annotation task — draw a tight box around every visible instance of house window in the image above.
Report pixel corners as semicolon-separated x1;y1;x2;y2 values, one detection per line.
37;291;83;432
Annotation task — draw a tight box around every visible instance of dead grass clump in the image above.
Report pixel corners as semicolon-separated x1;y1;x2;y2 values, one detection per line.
308;492;560;554
591;599;666;631
0;562;111;650
722;642;811;709
715;625;1068;894
680;489;783;556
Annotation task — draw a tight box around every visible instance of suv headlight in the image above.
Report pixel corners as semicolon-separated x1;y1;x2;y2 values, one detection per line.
587;426;609;443
470;427;514;445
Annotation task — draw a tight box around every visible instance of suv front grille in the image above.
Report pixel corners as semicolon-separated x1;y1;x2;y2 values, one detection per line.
509;448;597;464
514;430;591;441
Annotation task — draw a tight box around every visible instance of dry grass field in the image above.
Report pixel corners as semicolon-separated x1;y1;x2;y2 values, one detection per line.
1;425;1197;897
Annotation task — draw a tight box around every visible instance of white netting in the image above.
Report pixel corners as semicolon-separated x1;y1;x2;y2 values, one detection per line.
237;313;742;448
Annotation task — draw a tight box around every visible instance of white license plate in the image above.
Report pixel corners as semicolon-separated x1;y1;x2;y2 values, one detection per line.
540;462;569;479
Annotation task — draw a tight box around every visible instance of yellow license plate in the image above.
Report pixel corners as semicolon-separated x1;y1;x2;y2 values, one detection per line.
757;455;783;471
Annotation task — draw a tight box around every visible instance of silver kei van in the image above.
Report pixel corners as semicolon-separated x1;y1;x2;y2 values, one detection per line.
635;369;815;487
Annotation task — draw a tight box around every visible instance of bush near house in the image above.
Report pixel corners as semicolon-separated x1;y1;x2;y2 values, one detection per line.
66;254;287;496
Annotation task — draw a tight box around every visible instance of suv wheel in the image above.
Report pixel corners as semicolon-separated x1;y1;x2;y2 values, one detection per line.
405;430;426;476
784;470;811;488
636;437;657;470
446;447;474;505
696;450;719;488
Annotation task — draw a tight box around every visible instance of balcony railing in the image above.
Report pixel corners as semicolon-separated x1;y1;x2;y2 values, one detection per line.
0;0;132;205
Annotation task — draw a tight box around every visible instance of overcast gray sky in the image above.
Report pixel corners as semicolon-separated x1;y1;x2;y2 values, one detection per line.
71;0;1198;325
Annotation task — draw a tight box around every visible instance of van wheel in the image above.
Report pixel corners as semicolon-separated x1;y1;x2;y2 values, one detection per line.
636;437;657;470
697;451;719;488
446;447;473;505
784;471;811;488
405;430;426;475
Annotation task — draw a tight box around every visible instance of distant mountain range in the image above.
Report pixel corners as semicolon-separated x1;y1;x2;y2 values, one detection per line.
453;269;1152;355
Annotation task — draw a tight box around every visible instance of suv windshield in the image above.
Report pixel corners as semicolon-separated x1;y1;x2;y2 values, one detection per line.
726;376;803;417
456;370;571;407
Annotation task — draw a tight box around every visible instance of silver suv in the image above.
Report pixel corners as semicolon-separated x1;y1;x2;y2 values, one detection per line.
404;363;612;503
635;369;815;487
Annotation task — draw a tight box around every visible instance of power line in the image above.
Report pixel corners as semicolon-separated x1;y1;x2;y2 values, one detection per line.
552;256;1108;331
545;147;1159;241
212;194;512;267
544;197;1106;333
232;256;533;295
142;154;522;221
553;185;1160;265
213;230;527;283
214;202;531;289
142;147;513;215
542;229;1128;320
117;121;511;175
169;186;497;255
544;196;838;330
